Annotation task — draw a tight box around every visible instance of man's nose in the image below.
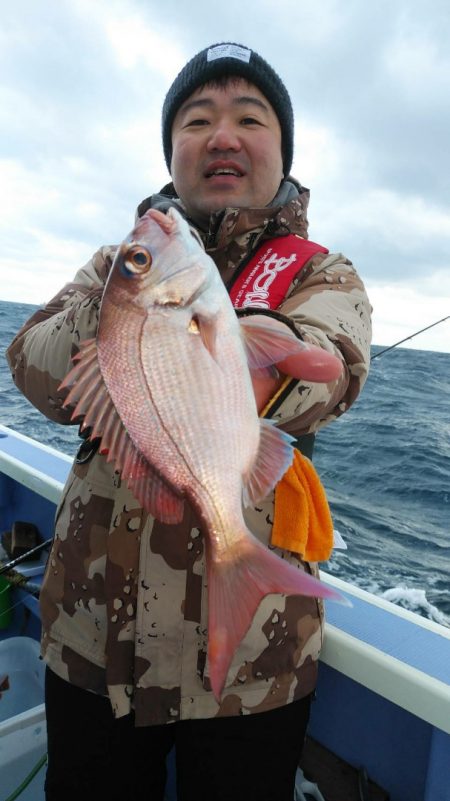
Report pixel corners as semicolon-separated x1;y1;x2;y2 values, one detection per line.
207;123;241;152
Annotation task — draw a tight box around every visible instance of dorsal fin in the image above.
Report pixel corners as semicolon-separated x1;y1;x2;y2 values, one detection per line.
60;340;185;524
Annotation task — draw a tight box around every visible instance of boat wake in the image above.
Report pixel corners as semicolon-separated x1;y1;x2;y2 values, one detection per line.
381;585;450;628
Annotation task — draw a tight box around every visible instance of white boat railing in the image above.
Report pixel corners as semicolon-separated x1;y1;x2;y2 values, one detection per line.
320;574;450;735
0;424;71;504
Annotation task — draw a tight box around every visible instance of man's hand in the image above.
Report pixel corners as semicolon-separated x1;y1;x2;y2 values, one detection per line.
252;369;286;413
251;348;343;413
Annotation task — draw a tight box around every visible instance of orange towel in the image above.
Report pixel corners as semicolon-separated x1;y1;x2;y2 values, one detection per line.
271;449;333;562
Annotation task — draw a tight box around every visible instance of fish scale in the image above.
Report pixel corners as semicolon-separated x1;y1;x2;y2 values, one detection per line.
141;316;256;484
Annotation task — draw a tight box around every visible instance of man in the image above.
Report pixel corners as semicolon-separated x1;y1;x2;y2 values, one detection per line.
7;43;372;801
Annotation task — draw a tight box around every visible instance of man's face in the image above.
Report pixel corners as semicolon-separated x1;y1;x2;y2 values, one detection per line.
170;78;284;226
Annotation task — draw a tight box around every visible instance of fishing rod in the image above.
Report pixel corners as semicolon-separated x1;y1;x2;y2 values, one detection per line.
371;315;450;360
0;539;53;626
0;571;42;597
0;537;52;577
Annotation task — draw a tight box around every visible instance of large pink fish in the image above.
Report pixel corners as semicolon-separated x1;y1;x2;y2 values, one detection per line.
60;207;344;701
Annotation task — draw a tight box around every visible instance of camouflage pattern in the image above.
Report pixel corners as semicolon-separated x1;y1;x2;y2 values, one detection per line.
6;178;372;726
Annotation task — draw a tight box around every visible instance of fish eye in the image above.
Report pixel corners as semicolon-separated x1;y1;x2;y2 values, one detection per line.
123;245;152;275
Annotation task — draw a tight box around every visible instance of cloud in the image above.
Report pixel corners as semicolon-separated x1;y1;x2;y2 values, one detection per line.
0;0;449;351
308;187;450;279
382;5;450;105
366;282;450;353
100;9;186;76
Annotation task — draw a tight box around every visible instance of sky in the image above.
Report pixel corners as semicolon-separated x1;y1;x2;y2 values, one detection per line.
1;0;449;352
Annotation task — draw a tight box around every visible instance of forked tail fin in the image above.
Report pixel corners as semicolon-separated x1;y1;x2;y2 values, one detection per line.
206;535;345;702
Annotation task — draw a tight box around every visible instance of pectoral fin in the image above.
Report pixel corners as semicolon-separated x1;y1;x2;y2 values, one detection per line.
239;315;343;382
239;315;308;368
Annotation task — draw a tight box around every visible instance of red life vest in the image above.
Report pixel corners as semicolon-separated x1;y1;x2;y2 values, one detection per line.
229;234;328;311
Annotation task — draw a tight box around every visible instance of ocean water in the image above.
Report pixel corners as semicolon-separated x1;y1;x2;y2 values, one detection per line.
1;300;449;626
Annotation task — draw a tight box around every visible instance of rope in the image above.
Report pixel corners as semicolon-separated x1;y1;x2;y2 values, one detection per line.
2;753;47;801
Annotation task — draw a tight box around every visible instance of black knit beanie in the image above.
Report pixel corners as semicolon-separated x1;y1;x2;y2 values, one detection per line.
162;43;294;177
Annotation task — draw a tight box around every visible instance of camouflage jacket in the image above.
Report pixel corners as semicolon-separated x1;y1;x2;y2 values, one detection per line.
6;179;372;725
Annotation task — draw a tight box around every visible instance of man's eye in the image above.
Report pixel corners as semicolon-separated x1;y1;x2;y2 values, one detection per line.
185;118;209;127
241;117;262;126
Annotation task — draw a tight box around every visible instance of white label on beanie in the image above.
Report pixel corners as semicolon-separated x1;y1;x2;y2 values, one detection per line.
207;44;251;63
